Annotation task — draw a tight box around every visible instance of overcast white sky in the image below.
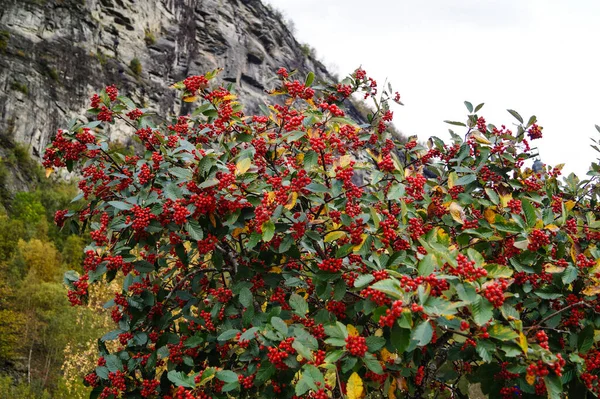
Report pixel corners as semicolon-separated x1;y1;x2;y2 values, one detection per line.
265;0;600;177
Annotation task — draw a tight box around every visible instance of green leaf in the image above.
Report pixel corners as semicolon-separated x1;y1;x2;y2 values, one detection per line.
487;324;518;341
217;329;240;342
185;220;204;241
108;201;133;211
290;293;308;316
444;120;467;127
170;167;193;180
521;199;537;228
354;274;375;288
474;103;485;112
167;370;195;388
164;183;183;201
485;188;499;205
285;130;306;143
578;324;595;353
292;340;313;361
562;266;578;284
464;101;473;113
418;253;437;276
305;71;315;87
363;353;384;374
255;362;275;385
456;283;477;304
239;327;259;341
303;150;318;170
239;287;253;308
387;183;405;200
472;297;494;326
305;182;329;193
411;321;433;346
365;336;386;352
370;278;402;299
262;220;275;242
216;370;238;383
476;340;495;362
507;109;524;123
454;174;477;186
544;375;563;399
391;325;410;354
271;316;288;335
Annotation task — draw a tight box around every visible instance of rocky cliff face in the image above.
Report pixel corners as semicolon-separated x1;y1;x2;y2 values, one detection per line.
0;0;329;191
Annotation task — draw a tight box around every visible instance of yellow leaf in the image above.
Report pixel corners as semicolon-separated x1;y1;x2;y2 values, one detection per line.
209;213;217;228
366;148;382;163
380;348;396;362
296;153;305;164
375;328;383;337
347;372;364;399
347;324;359;337
236;158;252;175
565;200;576;211
484;208;497;224
571;245;578;263
449;202;465;225
338;154;353;168
544;263;565;273
470;130;491;145
324;231;346;243
500;193;513;207
45;167;54;178
545;224;560;232
388;377;397;399
582;285;600;296
232;228;245;238
352;234;368;252
183;95;198;102
269;267;282;274
448;172;458;189
324;368;336;388
526;373;535;385
266;191;276;204
223;94;237;101
284;192;298;210
261;302;268;312
518;332;528;356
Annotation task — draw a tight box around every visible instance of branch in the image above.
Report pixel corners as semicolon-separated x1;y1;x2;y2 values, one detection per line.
525;301;592;335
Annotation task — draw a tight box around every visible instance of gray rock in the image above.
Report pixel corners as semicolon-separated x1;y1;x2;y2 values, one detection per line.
0;0;331;190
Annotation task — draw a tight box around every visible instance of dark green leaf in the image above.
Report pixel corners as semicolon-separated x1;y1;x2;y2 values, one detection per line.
507;109;524;123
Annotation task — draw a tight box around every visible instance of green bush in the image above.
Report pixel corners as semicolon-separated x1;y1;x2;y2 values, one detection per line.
129;57;142;76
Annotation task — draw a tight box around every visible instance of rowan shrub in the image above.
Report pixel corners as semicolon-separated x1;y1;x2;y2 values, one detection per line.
46;67;600;399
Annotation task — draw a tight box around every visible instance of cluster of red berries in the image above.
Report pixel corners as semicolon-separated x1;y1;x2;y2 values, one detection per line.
183;75;208;92
483;279;509;308
238;373;255;389
345;335;368;357
326;300;347;319
507;199;522;214
535;330;549;349
527;229;550;251
379;300;404;327
406;174;426;200
448;254;488;281
318;258;343;273
378;154;395;172
527;124;543;140
284;80;315;99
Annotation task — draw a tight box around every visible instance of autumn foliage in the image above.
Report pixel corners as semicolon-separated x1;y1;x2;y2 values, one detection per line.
44;66;600;399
